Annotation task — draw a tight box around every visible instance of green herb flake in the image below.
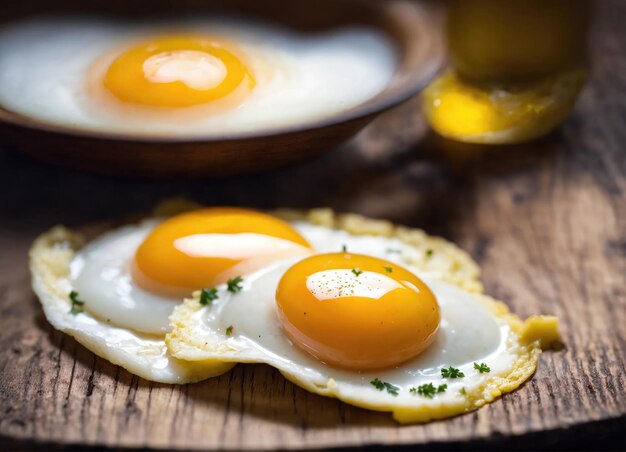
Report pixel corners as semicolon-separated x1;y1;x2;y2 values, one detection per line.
227;276;244;293
460;387;467;396
411;383;435;398
383;382;400;396
370;378;400;396
225;325;234;336
386;248;402;254
474;362;490;373
441;366;465;379
351;268;363;277
410;382;447;398
199;288;219;306
69;290;85;315
342;244;348;252
426;249;434;257
383;266;393;273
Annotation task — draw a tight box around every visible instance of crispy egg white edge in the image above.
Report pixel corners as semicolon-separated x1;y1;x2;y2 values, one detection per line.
29;226;234;384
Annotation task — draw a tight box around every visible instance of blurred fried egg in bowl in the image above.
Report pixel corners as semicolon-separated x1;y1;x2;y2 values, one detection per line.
0;0;444;177
0;16;396;137
31;202;560;422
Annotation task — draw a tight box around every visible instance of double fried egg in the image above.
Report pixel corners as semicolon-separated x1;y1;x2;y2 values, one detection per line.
30;205;559;421
0;17;396;136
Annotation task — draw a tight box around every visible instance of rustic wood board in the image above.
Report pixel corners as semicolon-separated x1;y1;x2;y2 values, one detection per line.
0;1;624;450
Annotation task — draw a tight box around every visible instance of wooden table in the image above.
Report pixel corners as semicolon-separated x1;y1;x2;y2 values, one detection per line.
0;1;624;450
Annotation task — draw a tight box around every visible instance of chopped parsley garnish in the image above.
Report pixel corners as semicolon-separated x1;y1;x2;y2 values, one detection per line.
227;276;244;293
410;383;447;398
69;290;85;315
441;366;465;379
342;244;348;252
383;266;393;273
370;378;400;396
460;387;467;396
351;268;363;277
225;325;234;336
384;382;400;396
199;288;219;306
426;249;434;257
474;362;490;373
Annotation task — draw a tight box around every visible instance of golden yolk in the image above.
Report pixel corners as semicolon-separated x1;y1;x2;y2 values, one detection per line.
276;253;440;370
104;35;256;108
422;69;586;144
134;208;312;296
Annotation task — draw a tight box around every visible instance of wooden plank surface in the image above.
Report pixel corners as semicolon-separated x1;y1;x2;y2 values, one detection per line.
0;1;625;450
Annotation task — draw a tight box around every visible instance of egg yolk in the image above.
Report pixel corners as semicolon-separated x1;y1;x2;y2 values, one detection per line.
134;208;312;296
104;35;256;108
276;253;440;370
422;69;586;144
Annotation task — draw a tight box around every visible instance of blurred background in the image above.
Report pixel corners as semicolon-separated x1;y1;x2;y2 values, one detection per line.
0;0;609;237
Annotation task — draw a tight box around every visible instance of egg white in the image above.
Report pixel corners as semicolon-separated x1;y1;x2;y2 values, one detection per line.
0;16;396;136
167;261;533;419
29;226;234;384
70;219;174;335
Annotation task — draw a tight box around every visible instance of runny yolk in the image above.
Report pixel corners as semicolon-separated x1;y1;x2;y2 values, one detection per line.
104;35;256;108
276;253;441;370
133;208;312;296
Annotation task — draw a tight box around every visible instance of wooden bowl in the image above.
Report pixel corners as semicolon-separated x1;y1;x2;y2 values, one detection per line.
0;0;444;178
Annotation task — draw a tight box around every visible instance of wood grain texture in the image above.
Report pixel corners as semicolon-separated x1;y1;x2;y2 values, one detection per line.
0;1;624;450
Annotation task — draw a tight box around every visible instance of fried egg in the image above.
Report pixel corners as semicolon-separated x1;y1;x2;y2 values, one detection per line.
0;17;396;136
166;209;561;423
30;208;316;383
168;259;539;422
